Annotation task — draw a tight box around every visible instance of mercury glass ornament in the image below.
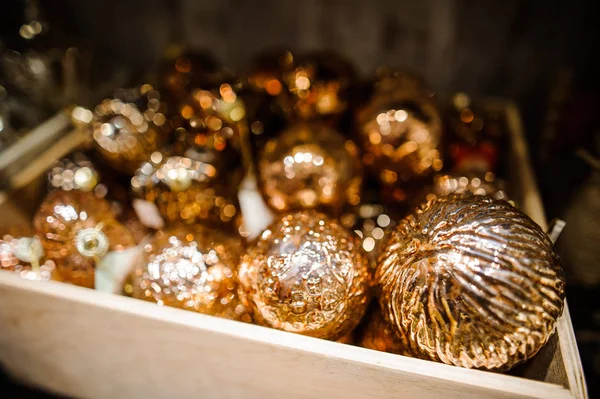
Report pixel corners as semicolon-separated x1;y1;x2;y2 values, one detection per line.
33;190;136;287
131;155;239;229
245;49;294;151
113;84;172;135
413;172;510;208
358;306;406;355
47;153;99;192
159;51;226;103
0;235;58;281
279;52;355;121
341;203;398;270
258;123;363;212
357;72;443;189
131;224;250;321
446;93;505;173
170;86;248;178
238;211;370;341
247;48;295;96
88;87;169;175
376;195;566;370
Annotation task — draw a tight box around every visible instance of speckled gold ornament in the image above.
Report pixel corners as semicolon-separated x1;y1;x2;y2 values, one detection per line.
131;155;239;228
130;224;250;321
47;153;99;192
238;211;370;341
0;235;58;281
357;306;406;354
33;190;136;287
376;195;566;370
258;123;363;212
357;72;443;187
88;85;170;175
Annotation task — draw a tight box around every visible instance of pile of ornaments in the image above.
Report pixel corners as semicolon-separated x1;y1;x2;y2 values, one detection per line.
0;49;565;372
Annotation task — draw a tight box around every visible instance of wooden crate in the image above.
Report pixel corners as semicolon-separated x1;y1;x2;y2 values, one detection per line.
0;101;588;398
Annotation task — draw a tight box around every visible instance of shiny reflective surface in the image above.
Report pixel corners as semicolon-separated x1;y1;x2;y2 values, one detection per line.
447;92;503;173
357;73;443;187
33;190;136;287
279;52;355;121
247;49;294;96
87;85;169;175
131;155;239;228
160;51;227;102
131;224;250;321
358;307;406;355
0;235;57;281
414;172;510;207
171;87;247;180
376;195;566;370
258;123;363;212
238;211;370;341
341;204;397;270
48;153;99;192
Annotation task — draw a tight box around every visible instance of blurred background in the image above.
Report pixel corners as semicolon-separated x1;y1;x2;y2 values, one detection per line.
1;0;599;396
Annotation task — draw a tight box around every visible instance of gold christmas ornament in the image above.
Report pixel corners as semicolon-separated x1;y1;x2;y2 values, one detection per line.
238;211;370;341
341;203;398;270
247;48;295;96
0;235;58;281
413;172;510;208
279;52;355;121
130;224;250;321
170;87;248;178
159;51;226;102
376;195;566;370
118;207;150;244
33;190;136;287
258;123;363;212
131;155;239;228
358;306;406;354
337;330;355;345
87;85;170;175
446;92;504;173
357;72;443;188
47;153;99;192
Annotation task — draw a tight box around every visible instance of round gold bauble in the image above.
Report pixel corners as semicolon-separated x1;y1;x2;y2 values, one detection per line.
89;86;170;175
412;172;510;208
279;52;355;121
357;306;406;355
341;203;398;270
130;224;250;321
48;153;99;192
238;211;370;341
170;87;247;184
131;155;239;228
357;73;443;187
258;123;363;212
33;190;136;287
376;195;566;370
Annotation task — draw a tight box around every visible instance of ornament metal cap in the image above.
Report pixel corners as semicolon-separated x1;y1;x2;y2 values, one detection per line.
75;226;109;259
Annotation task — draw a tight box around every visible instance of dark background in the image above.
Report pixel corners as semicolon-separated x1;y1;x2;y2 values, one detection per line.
2;0;600;397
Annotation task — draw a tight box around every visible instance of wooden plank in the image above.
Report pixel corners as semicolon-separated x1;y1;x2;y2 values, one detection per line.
0;273;572;399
